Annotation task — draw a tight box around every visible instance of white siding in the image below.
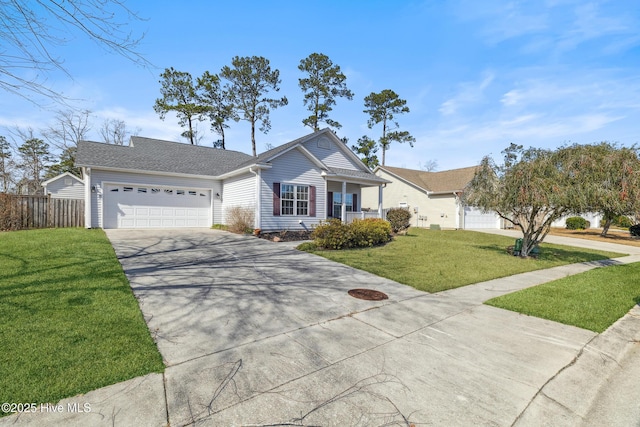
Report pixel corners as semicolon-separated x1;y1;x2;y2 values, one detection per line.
260;149;326;231
45;177;85;199
221;173;256;224
551;212;602;228
302;135;362;170
89;169;221;228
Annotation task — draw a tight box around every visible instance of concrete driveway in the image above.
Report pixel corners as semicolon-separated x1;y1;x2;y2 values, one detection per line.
3;228;638;426
105;229;609;426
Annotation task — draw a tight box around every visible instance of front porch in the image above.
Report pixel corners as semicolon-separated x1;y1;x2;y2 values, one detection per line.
324;170;390;224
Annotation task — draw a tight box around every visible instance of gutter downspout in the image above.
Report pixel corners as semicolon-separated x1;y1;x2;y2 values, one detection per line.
83;167;91;228
249;167;261;230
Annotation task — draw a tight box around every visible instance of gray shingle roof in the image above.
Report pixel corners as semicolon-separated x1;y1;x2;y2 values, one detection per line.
76;131;385;184
327;167;389;183
76;136;254;176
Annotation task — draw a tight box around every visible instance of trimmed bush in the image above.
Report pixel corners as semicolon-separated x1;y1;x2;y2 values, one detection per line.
311;219;352;249
349;218;392;247
296;241;318;251
386;207;412;233
630;224;640;237
311;218;391;250
225;206;254;234
565;216;590;230
612;215;633;228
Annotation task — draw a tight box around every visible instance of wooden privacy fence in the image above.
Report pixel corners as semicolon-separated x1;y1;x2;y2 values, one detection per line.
0;194;84;231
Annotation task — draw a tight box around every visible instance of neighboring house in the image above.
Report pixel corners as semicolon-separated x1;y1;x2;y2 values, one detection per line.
551;212;602;228
75;129;388;230
42;172;85;199
361;165;502;229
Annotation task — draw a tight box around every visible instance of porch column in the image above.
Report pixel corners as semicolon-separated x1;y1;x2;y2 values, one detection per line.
341;181;347;221
378;185;383;219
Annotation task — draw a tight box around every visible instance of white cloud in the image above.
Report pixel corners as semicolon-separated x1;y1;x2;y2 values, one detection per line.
439;72;495;116
454;0;640;56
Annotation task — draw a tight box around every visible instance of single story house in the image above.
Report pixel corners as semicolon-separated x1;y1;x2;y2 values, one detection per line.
551;212;602;228
361;165;502;229
42;172;85;199
75;128;388;230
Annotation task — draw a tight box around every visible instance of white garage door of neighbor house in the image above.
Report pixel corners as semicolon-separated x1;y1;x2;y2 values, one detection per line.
464;207;500;229
104;184;211;228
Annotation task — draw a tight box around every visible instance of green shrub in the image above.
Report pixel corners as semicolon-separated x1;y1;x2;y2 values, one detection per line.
312;219;352;249
211;224;228;230
630;224;640;237
296;241;318;251
565;216;590;230
349;218;392;247
311;218;391;250
612;215;633;228
386;208;412;233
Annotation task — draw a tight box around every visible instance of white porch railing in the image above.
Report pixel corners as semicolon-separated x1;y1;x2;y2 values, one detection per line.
344;209;390;224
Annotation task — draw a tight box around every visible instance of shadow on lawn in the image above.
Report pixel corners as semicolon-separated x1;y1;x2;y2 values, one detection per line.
475;243;615;262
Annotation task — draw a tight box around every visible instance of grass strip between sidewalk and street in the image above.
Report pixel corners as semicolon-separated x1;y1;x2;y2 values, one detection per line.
303;229;623;293
485;261;640;333
0;228;164;417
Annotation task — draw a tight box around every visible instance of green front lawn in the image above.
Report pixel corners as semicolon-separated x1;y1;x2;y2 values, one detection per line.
0;228;164;416
486;262;640;332
304;229;623;293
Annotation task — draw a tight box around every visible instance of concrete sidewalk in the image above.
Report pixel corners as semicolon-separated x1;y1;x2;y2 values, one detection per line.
2;229;639;426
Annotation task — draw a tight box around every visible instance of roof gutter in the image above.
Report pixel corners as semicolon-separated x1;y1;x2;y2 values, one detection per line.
320;171;391;186
216;163;272;180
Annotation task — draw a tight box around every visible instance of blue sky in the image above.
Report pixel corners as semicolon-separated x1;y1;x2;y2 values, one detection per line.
2;0;639;170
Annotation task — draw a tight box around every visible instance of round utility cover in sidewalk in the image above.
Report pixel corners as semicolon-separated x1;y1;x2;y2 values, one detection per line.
348;289;389;301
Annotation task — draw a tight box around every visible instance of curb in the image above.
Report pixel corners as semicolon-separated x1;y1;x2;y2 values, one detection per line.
514;304;640;426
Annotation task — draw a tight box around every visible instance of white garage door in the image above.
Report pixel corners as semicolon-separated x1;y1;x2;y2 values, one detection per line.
464;207;500;229
104;184;211;228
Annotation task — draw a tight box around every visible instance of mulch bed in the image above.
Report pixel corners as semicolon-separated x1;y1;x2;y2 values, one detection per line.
256;230;313;242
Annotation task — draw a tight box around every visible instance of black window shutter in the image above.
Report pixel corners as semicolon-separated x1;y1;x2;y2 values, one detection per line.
353;194;358;212
327;191;333;217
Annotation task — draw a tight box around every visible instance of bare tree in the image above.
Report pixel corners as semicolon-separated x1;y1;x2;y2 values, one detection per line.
0;0;149;103
418;159;438;172
100;118;136;145
43;109;92;150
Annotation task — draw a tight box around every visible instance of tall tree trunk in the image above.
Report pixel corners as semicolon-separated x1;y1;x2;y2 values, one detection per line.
187;117;195;145
601;217;612;237
251;121;256;157
381;118;387;166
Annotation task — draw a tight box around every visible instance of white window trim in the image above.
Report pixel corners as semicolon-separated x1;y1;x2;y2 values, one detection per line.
281;183;309;216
